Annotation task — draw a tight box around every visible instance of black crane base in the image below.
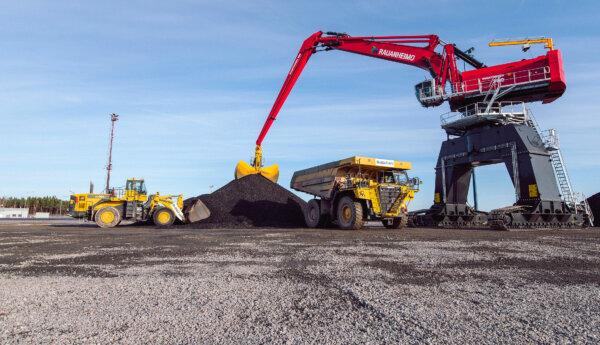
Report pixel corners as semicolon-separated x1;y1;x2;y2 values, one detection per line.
409;200;589;230
408;122;591;230
409;204;488;228
488;202;588;230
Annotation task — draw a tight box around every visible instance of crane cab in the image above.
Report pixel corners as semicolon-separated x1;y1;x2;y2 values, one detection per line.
415;80;444;107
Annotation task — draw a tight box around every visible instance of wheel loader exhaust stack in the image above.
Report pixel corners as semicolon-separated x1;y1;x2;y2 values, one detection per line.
235;144;279;183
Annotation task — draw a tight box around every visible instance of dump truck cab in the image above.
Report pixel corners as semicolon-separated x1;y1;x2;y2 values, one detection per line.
291;156;420;230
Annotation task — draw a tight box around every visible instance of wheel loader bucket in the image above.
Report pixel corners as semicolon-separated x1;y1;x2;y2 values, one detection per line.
235;160;279;183
186;199;211;223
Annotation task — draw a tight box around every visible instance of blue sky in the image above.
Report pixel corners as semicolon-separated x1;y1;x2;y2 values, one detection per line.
1;1;599;210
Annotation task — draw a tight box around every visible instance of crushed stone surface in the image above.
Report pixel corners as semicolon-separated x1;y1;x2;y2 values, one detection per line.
1;223;599;343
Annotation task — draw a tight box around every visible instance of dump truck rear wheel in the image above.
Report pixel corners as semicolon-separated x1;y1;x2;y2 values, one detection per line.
94;206;121;228
305;199;330;228
305;199;322;228
382;216;408;229
336;196;364;230
153;208;175;227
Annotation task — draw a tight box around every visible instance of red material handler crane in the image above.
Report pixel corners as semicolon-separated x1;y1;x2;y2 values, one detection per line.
235;31;566;182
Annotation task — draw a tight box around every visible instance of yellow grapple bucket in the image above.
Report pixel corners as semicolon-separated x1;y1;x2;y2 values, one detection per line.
235;160;279;183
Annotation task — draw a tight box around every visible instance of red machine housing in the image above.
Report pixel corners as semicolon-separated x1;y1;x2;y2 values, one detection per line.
457;49;566;106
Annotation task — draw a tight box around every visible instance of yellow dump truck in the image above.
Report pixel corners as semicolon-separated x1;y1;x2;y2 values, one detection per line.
291;156;420;230
69;178;191;228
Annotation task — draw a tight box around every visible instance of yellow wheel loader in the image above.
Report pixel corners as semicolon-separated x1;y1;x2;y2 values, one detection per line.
69;178;205;228
291;156;420;230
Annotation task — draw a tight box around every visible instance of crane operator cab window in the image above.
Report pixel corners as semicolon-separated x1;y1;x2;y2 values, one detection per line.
126;179;147;195
415;80;435;99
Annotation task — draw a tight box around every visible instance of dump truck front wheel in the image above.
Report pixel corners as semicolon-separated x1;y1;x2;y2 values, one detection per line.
382;216;408;229
153;207;175;227
336;196;364;230
94;207;121;228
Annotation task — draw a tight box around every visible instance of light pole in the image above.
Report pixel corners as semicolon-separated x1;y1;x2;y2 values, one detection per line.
105;113;119;193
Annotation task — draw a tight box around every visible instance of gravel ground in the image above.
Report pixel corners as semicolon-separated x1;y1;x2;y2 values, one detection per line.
1;221;599;344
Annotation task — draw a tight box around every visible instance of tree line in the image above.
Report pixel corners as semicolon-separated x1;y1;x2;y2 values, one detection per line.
0;196;69;215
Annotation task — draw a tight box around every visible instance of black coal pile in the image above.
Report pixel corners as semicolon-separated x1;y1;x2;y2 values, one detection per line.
182;174;307;229
587;192;600;227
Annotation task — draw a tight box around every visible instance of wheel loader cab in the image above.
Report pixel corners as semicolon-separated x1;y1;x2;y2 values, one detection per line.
124;178;148;202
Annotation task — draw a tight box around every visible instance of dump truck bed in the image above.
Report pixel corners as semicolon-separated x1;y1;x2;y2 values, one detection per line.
291;156;412;199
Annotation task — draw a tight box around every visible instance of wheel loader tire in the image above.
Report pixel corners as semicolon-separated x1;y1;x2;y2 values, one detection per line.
153;207;175;227
382;216;408;229
336;196;364;230
94;207;121;228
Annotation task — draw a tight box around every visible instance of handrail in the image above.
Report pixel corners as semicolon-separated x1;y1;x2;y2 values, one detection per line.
418;66;551;103
440;101;527;125
455;66;551;94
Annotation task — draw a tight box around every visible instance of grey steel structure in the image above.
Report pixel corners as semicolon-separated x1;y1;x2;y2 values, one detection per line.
412;101;592;229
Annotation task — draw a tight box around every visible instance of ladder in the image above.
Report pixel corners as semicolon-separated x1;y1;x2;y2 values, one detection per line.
530;111;594;225
549;150;575;203
524;107;541;130
525;110;575;204
482;77;517;113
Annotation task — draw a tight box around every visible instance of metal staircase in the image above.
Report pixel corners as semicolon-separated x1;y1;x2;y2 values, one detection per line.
549;148;575;203
482;76;513;107
528;111;594;225
527;113;575;203
439;78;520;135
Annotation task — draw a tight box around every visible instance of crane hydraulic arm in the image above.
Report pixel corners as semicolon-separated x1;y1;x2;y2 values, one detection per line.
255;31;474;148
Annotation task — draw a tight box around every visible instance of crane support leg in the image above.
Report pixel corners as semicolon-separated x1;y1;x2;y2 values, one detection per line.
411;124;587;229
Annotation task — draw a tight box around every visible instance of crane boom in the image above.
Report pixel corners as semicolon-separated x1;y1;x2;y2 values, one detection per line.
256;31;463;146
255;32;322;146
